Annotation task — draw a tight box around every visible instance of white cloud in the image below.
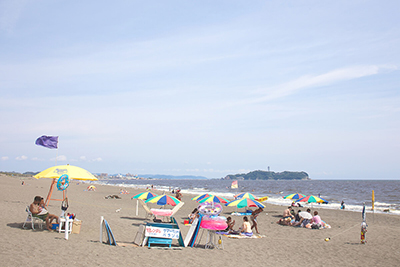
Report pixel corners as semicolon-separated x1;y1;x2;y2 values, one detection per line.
80;156;87;161
227;65;398;107
1;156;9;161
92;157;102;162
16;155;27;160
31;157;44;161
55;155;67;161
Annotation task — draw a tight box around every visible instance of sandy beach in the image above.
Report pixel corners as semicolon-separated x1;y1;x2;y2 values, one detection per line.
1;174;399;267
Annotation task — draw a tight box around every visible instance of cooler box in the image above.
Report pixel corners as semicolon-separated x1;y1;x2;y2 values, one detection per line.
72;220;82;234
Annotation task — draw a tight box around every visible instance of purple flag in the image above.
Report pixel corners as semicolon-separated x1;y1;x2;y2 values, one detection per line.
35;135;58;149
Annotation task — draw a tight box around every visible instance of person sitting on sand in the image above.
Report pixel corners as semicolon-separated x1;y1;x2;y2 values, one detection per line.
239;216;253;236
292;208;312;227
30;196;58;231
283;206;294;219
188;208;199;224
294;210;302;222
251;207;263;234
225;217;237;233
311;211;322;229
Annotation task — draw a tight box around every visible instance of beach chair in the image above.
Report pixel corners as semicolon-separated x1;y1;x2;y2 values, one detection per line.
22;206;44;230
138;199;154;220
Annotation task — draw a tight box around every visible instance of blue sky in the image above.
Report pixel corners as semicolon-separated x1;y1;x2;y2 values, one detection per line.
0;1;399;179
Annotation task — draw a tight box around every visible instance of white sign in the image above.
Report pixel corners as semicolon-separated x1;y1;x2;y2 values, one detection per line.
145;226;180;239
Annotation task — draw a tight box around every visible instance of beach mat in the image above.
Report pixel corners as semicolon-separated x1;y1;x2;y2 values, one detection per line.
224;234;266;239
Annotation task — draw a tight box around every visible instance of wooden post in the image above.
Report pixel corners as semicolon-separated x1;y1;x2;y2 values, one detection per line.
372;190;375;211
44;178;66;207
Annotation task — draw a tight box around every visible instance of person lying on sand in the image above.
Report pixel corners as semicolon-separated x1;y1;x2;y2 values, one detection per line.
30;196;58;231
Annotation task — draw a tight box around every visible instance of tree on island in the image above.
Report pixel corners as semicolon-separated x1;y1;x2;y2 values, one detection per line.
223;170;310;180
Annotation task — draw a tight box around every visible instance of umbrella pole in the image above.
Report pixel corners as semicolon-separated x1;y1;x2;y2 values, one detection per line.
136;200;139;216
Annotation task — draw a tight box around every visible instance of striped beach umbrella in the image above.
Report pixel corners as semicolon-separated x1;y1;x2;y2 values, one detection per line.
197;195;229;204
131;191;158;216
296;195;328;204
234;192;256;200
145;194;181;206
131;191;158;200
191;193;212;201
283;193;306;200
225;198;265;209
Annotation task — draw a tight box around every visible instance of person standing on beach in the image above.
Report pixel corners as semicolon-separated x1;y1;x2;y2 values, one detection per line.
251;207;263;234
175;189;182;201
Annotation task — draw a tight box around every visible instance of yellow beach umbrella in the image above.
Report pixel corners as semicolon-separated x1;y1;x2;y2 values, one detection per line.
34;164;98;181
34;164;97;206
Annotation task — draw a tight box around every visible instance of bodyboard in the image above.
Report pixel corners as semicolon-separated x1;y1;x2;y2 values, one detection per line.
184;217;198;247
104;219;116;246
190;215;202;247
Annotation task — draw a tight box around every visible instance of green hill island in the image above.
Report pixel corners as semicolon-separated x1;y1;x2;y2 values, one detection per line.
223;170;310;180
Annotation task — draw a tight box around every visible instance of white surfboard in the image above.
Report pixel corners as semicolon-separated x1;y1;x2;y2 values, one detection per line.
184;217;199;247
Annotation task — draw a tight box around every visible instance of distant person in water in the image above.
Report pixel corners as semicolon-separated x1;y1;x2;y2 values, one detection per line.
341;200;345;209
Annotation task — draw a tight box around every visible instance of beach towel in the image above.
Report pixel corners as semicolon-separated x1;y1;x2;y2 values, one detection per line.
230;212;252;216
224;234;265;239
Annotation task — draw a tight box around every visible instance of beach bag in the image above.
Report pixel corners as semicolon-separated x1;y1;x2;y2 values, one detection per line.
61;198;69;211
311;223;320;229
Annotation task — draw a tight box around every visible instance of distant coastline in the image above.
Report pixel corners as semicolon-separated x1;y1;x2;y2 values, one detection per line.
1;170;309;180
223;170;310;180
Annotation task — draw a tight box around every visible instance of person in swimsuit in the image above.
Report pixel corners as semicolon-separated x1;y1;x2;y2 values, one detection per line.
30;196;58;231
240;216;253;236
225;217;238;234
251;207;263;234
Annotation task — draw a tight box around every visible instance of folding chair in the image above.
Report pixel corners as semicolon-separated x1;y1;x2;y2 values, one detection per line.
22;206;44;230
138;199;154;220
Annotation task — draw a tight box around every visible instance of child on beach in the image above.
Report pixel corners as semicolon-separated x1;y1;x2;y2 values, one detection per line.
225;217;238;234
251;207;263;234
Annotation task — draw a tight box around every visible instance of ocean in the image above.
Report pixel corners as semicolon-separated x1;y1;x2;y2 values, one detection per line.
91;179;400;215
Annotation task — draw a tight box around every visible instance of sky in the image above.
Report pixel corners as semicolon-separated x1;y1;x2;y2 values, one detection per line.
0;1;399;179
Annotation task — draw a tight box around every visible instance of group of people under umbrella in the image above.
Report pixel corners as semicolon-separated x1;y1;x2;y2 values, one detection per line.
277;193;330;229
